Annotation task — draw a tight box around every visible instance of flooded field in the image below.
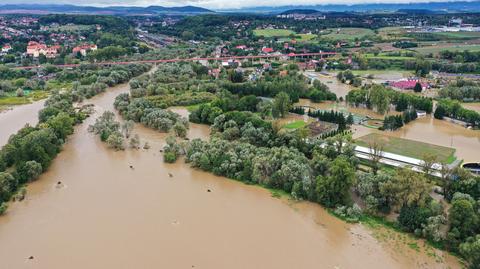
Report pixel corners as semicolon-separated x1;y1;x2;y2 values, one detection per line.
463;102;480;113
297;99;401;119
353;115;480;163
0;82;462;269
0;100;46;146
296;99;480;162
304;72;353;98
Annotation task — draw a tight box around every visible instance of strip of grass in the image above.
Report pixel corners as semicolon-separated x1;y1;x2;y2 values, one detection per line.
356;133;456;163
283;120;307;129
253;29;295;37
0;96;31;106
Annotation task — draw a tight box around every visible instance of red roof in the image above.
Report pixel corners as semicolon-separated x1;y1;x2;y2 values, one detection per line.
72;44;97;53
262;47;274;53
390;80;428;90
235;45;247;50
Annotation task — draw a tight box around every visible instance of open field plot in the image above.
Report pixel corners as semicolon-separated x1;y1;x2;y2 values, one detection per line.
279;33;317;42
377;27;409;41
355;133;456;163
253;29;295;37
50;24;94;32
434;31;480;40
319;28;375;41
414;44;480;55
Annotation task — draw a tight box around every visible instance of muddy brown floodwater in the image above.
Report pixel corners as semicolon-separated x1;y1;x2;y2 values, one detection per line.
296;99;480;163
0;81;462;269
0;100;46;147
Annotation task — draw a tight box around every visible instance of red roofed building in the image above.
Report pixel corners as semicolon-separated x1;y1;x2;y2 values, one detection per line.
26;41;59;58
389;79;429;91
235;45;248;50
1;44;12;53
262;47;274;54
72;43;97;56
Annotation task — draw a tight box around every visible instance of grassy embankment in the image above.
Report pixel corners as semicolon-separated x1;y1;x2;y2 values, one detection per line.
356;133;456;164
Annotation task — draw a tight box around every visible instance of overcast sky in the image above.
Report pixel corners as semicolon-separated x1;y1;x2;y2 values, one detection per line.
1;0;468;9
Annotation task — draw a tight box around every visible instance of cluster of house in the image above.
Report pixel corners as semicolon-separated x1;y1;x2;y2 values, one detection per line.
25;41;97;58
276;13;326;21
26;41;61;58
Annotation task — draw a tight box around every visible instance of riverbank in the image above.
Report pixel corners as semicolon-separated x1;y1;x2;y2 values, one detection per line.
0;77;462;269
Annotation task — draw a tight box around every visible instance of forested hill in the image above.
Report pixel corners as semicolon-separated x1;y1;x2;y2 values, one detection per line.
0;4;214;15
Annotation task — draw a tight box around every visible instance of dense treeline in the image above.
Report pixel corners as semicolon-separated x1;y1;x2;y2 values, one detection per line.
438;79;480;102
39;14;132;35
346;84;433;115
381;108;418;131
0;63;150;214
114;93;189;135
307;109;351;130
434;99;480;128
185;134;358;205
223;72;336;103
439;50;480;63
0;91;84;214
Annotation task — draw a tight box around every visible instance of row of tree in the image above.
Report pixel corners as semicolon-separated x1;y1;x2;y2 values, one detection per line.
346;84;433;115
434;99;480;128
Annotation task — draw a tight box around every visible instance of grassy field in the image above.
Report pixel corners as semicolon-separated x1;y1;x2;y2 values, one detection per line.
434;31;480;40
364;53;415;60
50;24;93;32
283;120;307;129
377;27;409;41
279;33;317;42
356;133;456;163
319;28;375;41
0;96;31;106
414;44;480;55
253;29;295;37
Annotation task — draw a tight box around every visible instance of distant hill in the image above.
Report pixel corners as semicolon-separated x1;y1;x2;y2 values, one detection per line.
221;1;480;14
280;9;320;15
0;4;214;15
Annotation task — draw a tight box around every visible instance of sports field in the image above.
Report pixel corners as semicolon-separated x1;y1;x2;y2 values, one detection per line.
355;133;456;163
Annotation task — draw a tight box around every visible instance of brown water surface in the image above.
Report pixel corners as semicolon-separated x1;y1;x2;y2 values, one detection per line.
463;102;480;113
0;82;462;269
0;100;46;146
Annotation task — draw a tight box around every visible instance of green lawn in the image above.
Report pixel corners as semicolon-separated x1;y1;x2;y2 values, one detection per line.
283;120;307;129
355;133;456;163
319;28;375;41
253;29;295;37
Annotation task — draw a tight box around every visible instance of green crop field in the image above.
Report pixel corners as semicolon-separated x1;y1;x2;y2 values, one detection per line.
356;133;456;163
414;44;480;55
253;29;295;37
434;31;480;39
319;28;375;41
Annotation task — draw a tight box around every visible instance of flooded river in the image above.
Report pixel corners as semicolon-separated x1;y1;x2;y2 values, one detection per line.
0;100;45;146
0;82;461;268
